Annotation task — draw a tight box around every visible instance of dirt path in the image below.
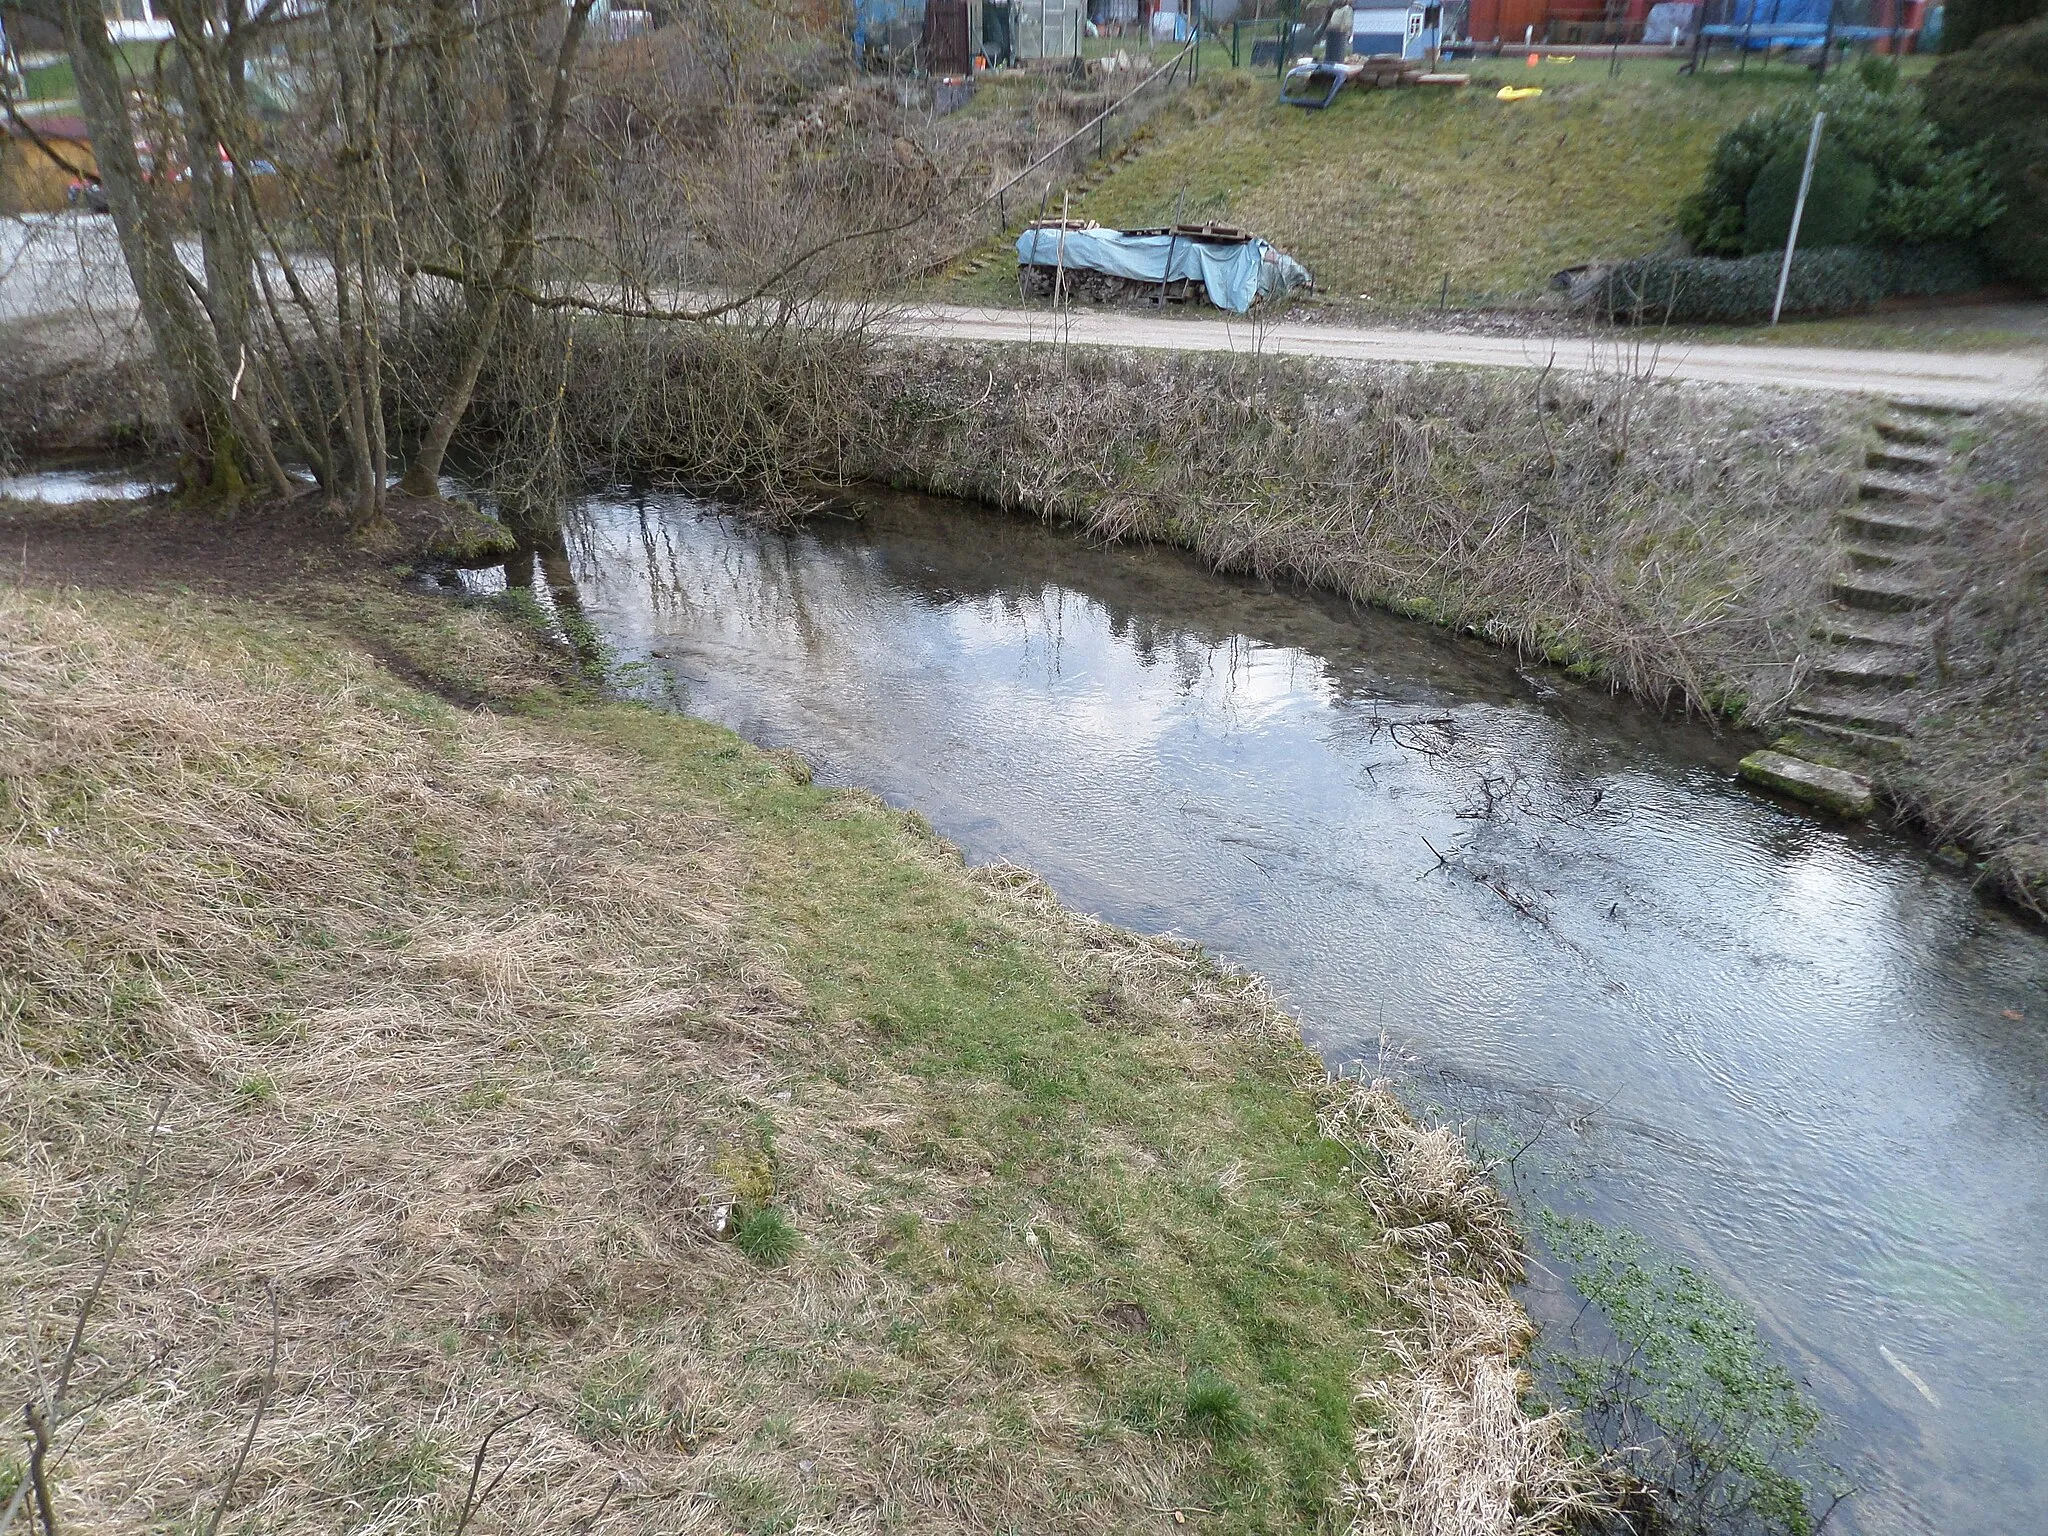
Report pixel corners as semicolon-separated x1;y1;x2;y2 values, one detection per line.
898;301;2048;407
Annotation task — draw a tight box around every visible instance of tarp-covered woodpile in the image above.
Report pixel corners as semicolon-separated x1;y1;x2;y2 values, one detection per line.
1015;221;1313;312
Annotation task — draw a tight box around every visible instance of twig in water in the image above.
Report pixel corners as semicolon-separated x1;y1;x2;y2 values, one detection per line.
1502;1104;1561;1176
1567;1085;1626;1135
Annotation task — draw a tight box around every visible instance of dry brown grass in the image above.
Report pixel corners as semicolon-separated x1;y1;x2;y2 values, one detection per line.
1890;408;2048;916
1;578;1591;1534
1321;1087;1599;1536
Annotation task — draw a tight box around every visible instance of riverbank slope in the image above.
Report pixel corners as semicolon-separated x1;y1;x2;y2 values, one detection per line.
0;498;1584;1534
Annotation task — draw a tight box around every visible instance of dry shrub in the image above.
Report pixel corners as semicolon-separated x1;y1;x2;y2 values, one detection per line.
1892;407;2048;916
1322;1084;1602;1536
0;315;171;465
862;342;1860;727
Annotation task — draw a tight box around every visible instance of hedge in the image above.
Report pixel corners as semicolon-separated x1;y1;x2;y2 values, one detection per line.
1923;19;2048;290
1589;244;1988;325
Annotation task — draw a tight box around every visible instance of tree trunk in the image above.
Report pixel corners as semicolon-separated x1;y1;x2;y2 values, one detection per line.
61;0;276;501
398;0;596;497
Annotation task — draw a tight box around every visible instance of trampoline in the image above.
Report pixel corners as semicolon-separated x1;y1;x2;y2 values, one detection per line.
1683;0;1919;72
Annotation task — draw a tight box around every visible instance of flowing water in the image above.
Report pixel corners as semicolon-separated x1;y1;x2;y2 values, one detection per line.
487;486;2042;1535
0;464;168;504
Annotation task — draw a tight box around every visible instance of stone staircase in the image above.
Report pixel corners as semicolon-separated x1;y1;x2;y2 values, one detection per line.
1737;399;1967;817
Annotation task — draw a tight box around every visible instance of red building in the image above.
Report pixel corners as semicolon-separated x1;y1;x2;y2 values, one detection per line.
1463;0;1926;46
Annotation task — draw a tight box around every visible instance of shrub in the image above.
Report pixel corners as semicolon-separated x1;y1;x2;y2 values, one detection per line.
1923;18;2048;288
1677;79;2003;256
1591;244;1987;324
1594;248;1883;324
1742;147;1878;254
1938;0;2048;51
1854;51;1901;92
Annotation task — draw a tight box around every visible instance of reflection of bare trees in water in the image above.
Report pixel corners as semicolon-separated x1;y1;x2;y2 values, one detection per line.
490;495;607;679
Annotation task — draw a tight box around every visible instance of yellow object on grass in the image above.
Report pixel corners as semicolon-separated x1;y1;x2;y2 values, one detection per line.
1495;85;1544;100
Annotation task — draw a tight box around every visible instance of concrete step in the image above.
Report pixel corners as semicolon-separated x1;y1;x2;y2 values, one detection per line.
1859;471;1942;505
1811;608;1928;647
1832;571;1939;613
1790;692;1914;736
1785;718;1908;758
1875;416;1945;447
1886;396;1977;418
1866;445;1945;476
1842;542;1919;572
1836;507;1944;544
1737;749;1874;818
1814;646;1919;687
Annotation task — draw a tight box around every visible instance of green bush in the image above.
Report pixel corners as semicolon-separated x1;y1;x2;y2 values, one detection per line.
1854;51;1901;92
1742;147;1878;254
1595;248;1883;324
1677;79;2003;256
1592;243;1986;324
1923;18;2048;288
1939;0;2048;52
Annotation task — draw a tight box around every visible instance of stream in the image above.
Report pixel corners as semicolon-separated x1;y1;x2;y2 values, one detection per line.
9;455;2041;1530
475;486;2047;1536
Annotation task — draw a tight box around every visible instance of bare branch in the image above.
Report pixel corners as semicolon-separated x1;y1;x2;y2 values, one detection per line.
453;1404;541;1536
200;1279;279;1536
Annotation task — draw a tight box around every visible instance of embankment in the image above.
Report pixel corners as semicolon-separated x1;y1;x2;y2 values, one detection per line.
0;508;1590;1534
5;309;2038;911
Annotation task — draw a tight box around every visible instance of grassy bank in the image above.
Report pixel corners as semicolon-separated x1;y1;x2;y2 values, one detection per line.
0;510;1584;1533
1886;410;2048;912
943;56;1846;310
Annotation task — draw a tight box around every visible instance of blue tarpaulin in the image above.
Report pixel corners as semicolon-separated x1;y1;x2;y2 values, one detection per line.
1014;227;1311;313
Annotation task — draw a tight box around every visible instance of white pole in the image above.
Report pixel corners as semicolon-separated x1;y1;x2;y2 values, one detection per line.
1053;190;1071;309
1771;110;1825;328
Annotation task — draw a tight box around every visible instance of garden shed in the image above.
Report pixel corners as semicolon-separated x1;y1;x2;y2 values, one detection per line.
1352;1;1442;57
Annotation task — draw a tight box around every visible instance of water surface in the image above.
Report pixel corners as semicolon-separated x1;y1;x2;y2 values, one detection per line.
488;489;2047;1536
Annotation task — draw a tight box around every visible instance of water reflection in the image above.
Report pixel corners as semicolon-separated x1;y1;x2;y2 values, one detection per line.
549;487;2046;1536
0;465;168;504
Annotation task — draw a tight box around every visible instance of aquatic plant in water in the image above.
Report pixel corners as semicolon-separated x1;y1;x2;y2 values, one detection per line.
1537;1213;1844;1536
